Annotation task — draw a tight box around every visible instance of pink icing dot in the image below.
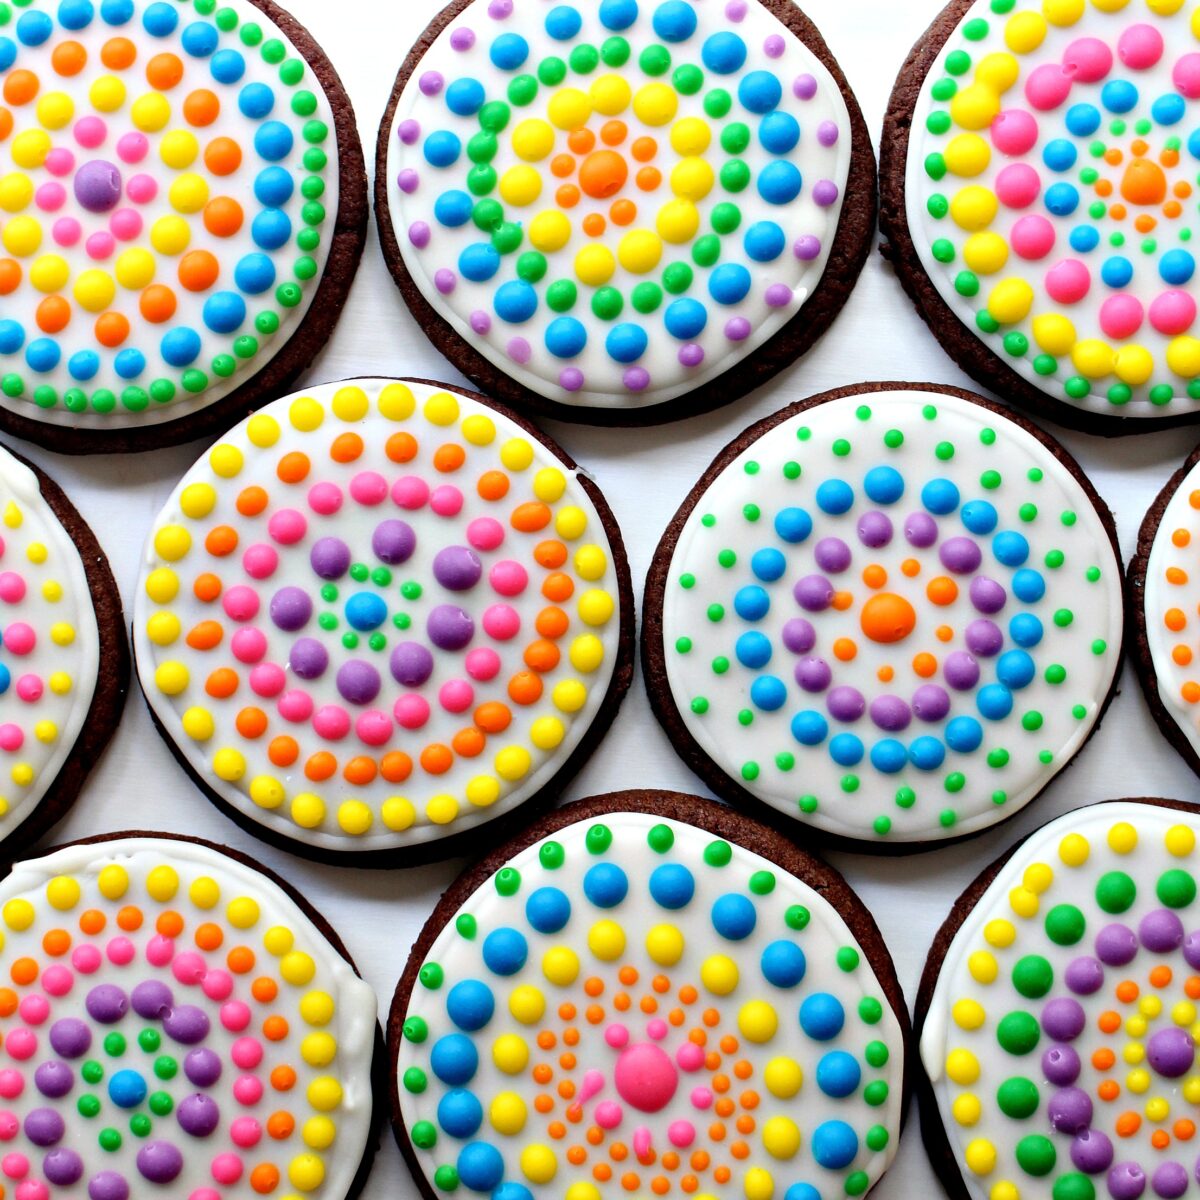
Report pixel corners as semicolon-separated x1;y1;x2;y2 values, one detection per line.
15;1179;48;1200
995;162;1041;208
1174;53;1200;99
242;544;278;580
110;208;141;240
34;183;65;212
307;482;343;515
595;1100;623;1129
350;471;388;506
0;726;23;752
86;231;115;260
615;1043;678;1112
43;149;74;177
430;485;464;517
489;560;528;596
108;936;135;966
222;585;260;622
41;966;72;997
231;1037;263;1070
467;517;504;551
990;109;1038;155
646;1018;668;1040
1024;63;1072;110
233;1075;263;1106
676;1042;705;1071
16;997;47;1026
5;1031;35;1061
0;574;27;604
690;1086;713;1109
312;704;350;739
1011;214;1056;260
668;1120;696;1147
117;132;149;163
1062;37;1113;82
172;951;206;985
278;690;313;723
394;693;431;730
230;1117;262;1148
192;1189;221;1200
605;1024;629;1049
74;116;107;147
267;508;307;545
1099;293;1144;339
125;173;157;204
250;663;286;698
438;679;474;713
465;647;500;681
356;710;392;746
392;476;429;510
1150;289;1197;335
1045;258;1091;304
0;1113;16;1140
231;627;267;664
482;604;520;640
1118;24;1163;70
209;1155;243;1186
52;217;81;247
0;1074;22;1101
71;945;101;974
15;676;41;704
143;935;172;968
220;1000;251;1032
3;624;34;655
202;969;233;1001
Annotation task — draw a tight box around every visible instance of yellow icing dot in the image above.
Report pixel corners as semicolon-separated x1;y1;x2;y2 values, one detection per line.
1004;11;1047;52
670;157;714;201
145;612;181;646
1127;1018;1148;1041
2;899;34;930
213;748;246;782
493;1033;530;1074
963;232;1008;274
1;503;19;529
495;746;532;782
574;545;607;580
299;991;334;1026
944;133;991;177
509;985;545;1025
280;951;315;986
168;173;208;214
97;865;128;901
300;1033;337;1067
1140;995;1163;1019
227;897;260;929
10;131;50;171
656;197;700;244
150;216;190;256
512;119;555;162
1091;0;1129;9
426;794;459;825
461;414;495;446
520;1144;557;1185
34;721;57;743
761;1116;800;1160
533;467;566;503
1145;1096;1170;1122
28;254;68;291
1172;1001;1196;1026
570;634;605;673
556;506;588;540
382;797;416;831
36;92;74;130
984;919;1016;947
89;75;126;112
633;82;677;126
529;210;572;253
1167;825;1196;857
1032;313;1077;357
1043;0;1085;25
1149;0;1185;11
490;1091;528;1135
501;438;534;471
737;1000;778;1043
291;793;325;829
645;923;684;966
590;74;631;115
378;383;416;421
1058;832;1090;866
146;865;179;902
616;228;663;275
25;543;45;564
1009;886;1039;919
700;953;739;995
289;397;324;432
587;919;625;961
947;1048;980;1085
950;83;1001;131
950;185;999;232
1114;344;1154;386
953;999;986;1030
249;776;285;810
1108;821;1138;853
153;524;191;562
578;589;614;626
0;174;32;213
762;1057;802;1099
1072;338;1116;379
73;268;115;312
1128;1067;1151;1093
548;88;591;131
49;624;74;647
465;776;502;808
499;165;542;207
542;946;580;986
188;877;220;909
331;386;369;422
953;1093;982;1127
990;1182;1019;1200
336;800;372;835
964;1138;997;1175
131;92;170;132
987;278;1034;324
287;1152;325;1191
179;482;216;520
743;1167;774;1200
46;876;80;911
160;130;199;169
301;1116;335;1150
1023;862;1053;894
10;764;33;788
975;52;1020;92
574;244;616;287
1182;1077;1200;1104
529;717;564;751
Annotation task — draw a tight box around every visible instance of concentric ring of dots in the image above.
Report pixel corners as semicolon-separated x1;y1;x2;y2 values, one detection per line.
0;0;338;430
922;802;1200;1200
906;0;1200;421
133;378;629;857
653;386;1123;845
393;802;906;1200
0;834;376;1200
382;0;851;411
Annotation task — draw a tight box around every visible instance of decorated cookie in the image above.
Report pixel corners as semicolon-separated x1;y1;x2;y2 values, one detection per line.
0;830;380;1200
917;798;1200;1200
0;0;367;453
133;377;634;865
643;382;1124;849
882;0;1200;433
375;0;875;424
0;443;126;850
390;790;908;1200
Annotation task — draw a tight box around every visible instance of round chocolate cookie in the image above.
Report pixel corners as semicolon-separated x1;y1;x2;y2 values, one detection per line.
881;0;1200;434
0;829;383;1200
133;377;635;866
643;381;1124;850
375;0;875;424
0;0;367;453
917;797;1200;1200
390;790;909;1200
0;442;127;852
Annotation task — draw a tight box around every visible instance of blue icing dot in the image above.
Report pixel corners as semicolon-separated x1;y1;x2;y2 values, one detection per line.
759;111;800;154
774;507;812;543
545;5;583;39
664;298;707;340
711;893;757;940
829;733;864;767
1152;93;1186;126
437;1089;483;1138
1190;128;1200;160
908;735;945;771
68;350;100;380
254;166;293;206
0;664;10;694
234;253;276;295
993;530;1029;566
180;20;218;57
59;0;97;32
978;683;1014;721
649;863;695;910
446;78;486;117
525;887;570;934
1101;78;1138;114
870;738;908;774
113;348;145;379
424;130;462;168
99;0;133;22
945;716;983;753
961;499;998;534
251;209;291;251
1101;255;1133;288
751;548;786;582
1009;613;1043;648
25;338;60;373
739;69;782;114
345;593;386;631
734;585;770;621
1013;568;1046;603
481;927;528;976
1044;182;1079;217
495;280;539;324
435;190;474;228
812;1120;858;1169
203;292;246;334
1161;249;1195;286
139;0;174;33
494;1185;534;1200
652;0;696;42
815;479;853;515
239;81;275;119
702;31;746;74
758;160;802;205
750;675;787;711
459;243;501;283
736;630;772;669
598;0;639;31
254;121;293;162
583;863;628;908
864;465;904;505
760;941;806;988
1069;225;1100;253
0;322;24;355
489;32;529;71
1065;103;1100;137
785;1187;821;1200
210;49;245;84
107;1069;146;1109
743;220;785;262
816;1050;861;1098
997;649;1035;690
1042;138;1076;172
605;322;648;362
430;1033;479;1084
16;10;53;45
791;710;827;746
445;980;494;1032
922;478;960;515
0;38;13;72
456;1142;505;1193
709;263;751;305
545;316;587;358
799;992;844;1040
160;329;201;368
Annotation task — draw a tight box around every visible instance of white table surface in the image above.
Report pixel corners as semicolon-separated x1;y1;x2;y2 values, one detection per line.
13;0;1200;1195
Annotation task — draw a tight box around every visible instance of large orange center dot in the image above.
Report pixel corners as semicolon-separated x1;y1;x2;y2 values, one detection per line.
1121;158;1167;206
860;593;916;644
579;149;628;199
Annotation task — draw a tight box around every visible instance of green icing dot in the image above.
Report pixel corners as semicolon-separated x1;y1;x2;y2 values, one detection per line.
456;914;477;939
403;1067;428;1093
996;1010;1040;1055
648;824;674;853
845;1170;870;1196
149;1092;173;1117
864;1080;889;1106
786;905;810;930
1096;871;1136;914
78;1095;101;1118
836;946;859;972
539;841;564;869
419;963;444;990
1012;955;1053;999
865;1126;888;1152
403;1016;428;1043
749;870;775;895
104;1033;125;1057
1157;868;1197;908
1045;904;1085;945
895;787;916;809
495;868;520;896
1053;1174;1097;1200
704;840;732;867
1015;1134;1057;1177
434;1166;460;1191
138;1029;160;1053
858;997;883;1024
153;1056;177;1080
98;1128;122;1152
586;824;613;854
864;1041;889;1068
997;1076;1040;1119
412;1120;438;1150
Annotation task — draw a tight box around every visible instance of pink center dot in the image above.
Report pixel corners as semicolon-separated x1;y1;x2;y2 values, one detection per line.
0;726;23;752
34;183;65;212
2;573;30;604
231;1037;263;1070
233;1075;263;1106
676;1042;705;1071
0;1074;22;1101
5;1031;35;1061
85;231;115;260
312;704;350;739
110;208;142;240
142;935;171;968
668;1120;696;1147
594;1100;623;1129
71;945;101;974
0;1113;16;1140
223;586;260;623
690;1086;713;1109
172;951;206;985
278;690;314;723
52;217;81;247
41;967;72;998
646;1018;668;1041
43;149;74;177
613;1042;678;1113
267;508;307;545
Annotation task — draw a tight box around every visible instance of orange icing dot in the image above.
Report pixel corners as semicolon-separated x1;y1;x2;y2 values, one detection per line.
860;592;917;643
204;137;242;176
1121;157;1167;206
183;88;220;127
140;284;177;324
579;149;629;199
203;197;244;238
2;71;38;106
832;637;857;661
51;42;87;76
36;295;71;334
146;52;184;90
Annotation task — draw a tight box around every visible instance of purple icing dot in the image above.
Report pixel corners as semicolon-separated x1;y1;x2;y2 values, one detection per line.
940;536;982;574
25;1108;65;1146
408;220;430;249
1041;996;1086;1041
508;336;531;365
1147;1027;1195;1078
85;985;128;1024
795;657;832;693
1140;908;1185;953
336;660;382;706
793;235;821;261
398;169;419;195
793;574;834;612
904;512;938;548
1064;956;1104;995
131;981;173;1020
1042;1044;1081;1086
765;283;793;307
290;637;329;681
177;1092;220;1137
136;1142;183;1184
965;619;1003;657
390;642;434;687
943;650;980;691
827;686;865;722
1108;1162;1147;1200
1153;1163;1189;1200
813;180;840;207
433;546;482;591
793;73;818;99
1048;1086;1092;1133
269;586;313;632
1095;922;1139;967
869;695;912;732
725;317;751;340
489;0;513;15
912;684;950;722
43;1147;83;1186
49;1018;91;1059
857;511;893;549
162;1005;209;1046
726;0;747;18
814;537;851;573
1186;931;1200;971
435;268;456;294
624;367;650;391
560;368;584;391
373;521;417;566
397;119;420;145
1072;1128;1114;1174
34;1061;73;1099
428;605;474;651
470;310;491;335
183;1048;222;1089
74;160;122;214
969;576;1008;614
310;537;351;580
678;343;704;367
89;1172;131;1200
764;33;784;57
818;120;840;147
419;71;444;96
450;27;476;50
781;619;815;654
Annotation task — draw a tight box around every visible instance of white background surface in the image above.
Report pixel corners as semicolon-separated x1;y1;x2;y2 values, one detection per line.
13;0;1200;1195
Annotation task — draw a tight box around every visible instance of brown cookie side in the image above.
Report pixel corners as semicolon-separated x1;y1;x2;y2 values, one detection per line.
641;380;1125;856
373;0;877;427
